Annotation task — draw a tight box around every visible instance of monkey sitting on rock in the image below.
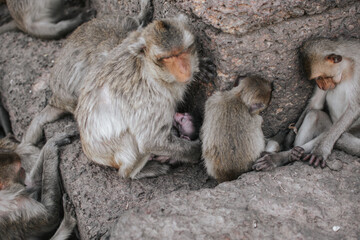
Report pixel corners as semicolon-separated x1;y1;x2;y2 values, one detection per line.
22;0;215;179
254;37;360;171
0;133;77;240
0;0;96;39
201;76;280;183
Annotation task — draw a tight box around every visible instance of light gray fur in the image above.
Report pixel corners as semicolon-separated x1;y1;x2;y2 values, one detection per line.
23;0;201;179
0;133;75;240
255;38;360;171
0;0;95;39
201;77;273;183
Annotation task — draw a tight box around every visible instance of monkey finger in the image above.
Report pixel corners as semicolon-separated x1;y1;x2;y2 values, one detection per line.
313;157;321;167
302;154;311;161
321;159;326;168
308;155;317;165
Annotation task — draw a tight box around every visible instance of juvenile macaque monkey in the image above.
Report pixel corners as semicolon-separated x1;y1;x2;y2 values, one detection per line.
23;0;204;179
254;38;360;171
0;133;77;240
0;0;95;39
201;76;278;183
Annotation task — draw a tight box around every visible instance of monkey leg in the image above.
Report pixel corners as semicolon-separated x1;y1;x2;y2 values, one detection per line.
294;109;332;147
50;194;77;240
22;105;67;145
24;9;95;39
151;134;202;164
39;134;72;230
0;20;18;34
253;146;305;171
334;132;360;157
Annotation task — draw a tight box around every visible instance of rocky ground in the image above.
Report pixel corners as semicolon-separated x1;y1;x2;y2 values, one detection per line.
0;1;360;239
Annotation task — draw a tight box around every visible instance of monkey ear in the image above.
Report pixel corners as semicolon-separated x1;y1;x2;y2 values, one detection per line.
128;37;146;56
249;103;265;115
326;54;342;64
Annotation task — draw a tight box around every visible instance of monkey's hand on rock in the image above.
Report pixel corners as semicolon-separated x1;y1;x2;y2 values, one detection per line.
290;146;304;161
252;152;277;171
302;145;329;168
81;9;97;22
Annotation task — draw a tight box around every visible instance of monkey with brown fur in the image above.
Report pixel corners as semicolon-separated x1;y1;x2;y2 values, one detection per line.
201;76;279;183
0;0;96;39
22;0;212;179
0;133;77;240
254;37;360;171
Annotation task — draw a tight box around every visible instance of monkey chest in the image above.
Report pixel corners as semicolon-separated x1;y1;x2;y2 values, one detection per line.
326;83;350;122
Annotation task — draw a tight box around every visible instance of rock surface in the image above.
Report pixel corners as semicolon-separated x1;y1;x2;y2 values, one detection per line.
1;1;360;239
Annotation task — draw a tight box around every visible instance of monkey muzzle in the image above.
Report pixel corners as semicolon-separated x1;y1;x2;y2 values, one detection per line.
314;76;336;91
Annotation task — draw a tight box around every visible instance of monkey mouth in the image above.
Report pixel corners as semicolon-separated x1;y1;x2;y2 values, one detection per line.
313;76;336;91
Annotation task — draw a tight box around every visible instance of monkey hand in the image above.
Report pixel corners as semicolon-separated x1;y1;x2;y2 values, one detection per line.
62;194;77;229
81;9;97;22
302;143;330;168
252;152;277;171
195;57;217;85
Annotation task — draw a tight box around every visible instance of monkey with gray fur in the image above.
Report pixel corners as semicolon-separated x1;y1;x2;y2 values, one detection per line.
0;133;77;240
0;0;96;39
22;0;213;179
201;76;279;183
254;37;360;171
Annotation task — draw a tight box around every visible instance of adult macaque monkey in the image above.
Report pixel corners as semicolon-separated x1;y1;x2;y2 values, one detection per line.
0;0;95;39
23;0;204;179
254;38;360;171
201;76;279;183
0;133;77;240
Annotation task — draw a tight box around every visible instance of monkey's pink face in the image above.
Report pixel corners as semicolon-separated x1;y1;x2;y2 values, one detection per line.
173;113;195;140
160;50;192;83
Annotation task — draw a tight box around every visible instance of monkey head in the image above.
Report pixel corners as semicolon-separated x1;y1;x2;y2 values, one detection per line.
302;38;355;91
235;76;272;115
173;112;198;140
130;15;199;84
0;151;26;189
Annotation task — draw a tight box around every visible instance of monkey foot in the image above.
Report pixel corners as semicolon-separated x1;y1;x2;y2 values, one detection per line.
63;194;77;226
302;154;326;168
290;146;304;161
252;152;276;171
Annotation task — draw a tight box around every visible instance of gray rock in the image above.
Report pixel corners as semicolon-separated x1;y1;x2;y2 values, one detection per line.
111;152;360;240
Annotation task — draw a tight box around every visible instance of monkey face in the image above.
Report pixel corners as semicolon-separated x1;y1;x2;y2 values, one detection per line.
173;113;196;140
313;76;336;91
144;20;199;84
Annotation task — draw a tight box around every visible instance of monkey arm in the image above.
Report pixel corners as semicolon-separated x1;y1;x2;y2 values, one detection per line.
35;134;71;231
151;133;201;163
310;104;360;161
284;87;326;149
